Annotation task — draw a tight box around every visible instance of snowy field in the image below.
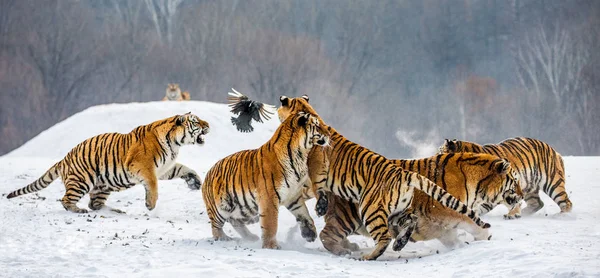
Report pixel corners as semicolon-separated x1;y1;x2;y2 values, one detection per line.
1;101;599;277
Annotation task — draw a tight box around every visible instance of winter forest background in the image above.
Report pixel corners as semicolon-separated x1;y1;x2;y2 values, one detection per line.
0;0;598;157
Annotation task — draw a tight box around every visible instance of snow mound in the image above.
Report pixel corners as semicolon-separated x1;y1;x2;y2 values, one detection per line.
5;101;280;170
1;101;599;277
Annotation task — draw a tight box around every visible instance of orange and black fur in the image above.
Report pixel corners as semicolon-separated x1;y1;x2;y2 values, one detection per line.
163;83;191;101
316;153;523;254
439;138;572;218
7;113;209;213
235;95;490;260
202;112;329;249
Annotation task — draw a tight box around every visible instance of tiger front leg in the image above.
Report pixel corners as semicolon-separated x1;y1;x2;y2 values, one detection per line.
388;210;418;252
504;202;522;220
258;194;281;249
308;149;329;217
159;163;202;190
284;195;317;242
130;163;159;210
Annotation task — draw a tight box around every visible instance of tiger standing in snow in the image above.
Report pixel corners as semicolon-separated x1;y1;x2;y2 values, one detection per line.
202;112;329;249
6;113;209;213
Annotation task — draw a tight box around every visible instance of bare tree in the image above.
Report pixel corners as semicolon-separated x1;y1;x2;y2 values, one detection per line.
22;0;109;119
144;0;184;47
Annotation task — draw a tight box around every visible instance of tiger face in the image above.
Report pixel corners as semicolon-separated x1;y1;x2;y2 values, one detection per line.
502;169;524;208
176;112;210;145
295;112;330;148
166;83;182;98
487;159;523;208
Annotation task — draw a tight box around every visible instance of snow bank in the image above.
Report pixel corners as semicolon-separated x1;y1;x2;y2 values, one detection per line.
1;101;599;277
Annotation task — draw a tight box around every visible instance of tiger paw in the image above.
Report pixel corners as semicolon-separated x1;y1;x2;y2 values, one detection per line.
300;223;317;242
503;213;521;220
262;240;281;250
392;235;411;252
145;196;157;211
315;193;328;217
184;173;202;190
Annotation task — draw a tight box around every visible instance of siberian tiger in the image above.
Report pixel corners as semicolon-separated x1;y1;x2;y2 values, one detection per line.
202;112;330;249
163;83;191;101
439;138;572;218
231;94;490;260
317;153;523;255
6;113;209;213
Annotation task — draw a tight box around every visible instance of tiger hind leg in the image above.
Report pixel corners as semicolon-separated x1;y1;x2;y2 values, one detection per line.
319;218;357;256
522;193;544;215
545;180;572;213
457;218;491;241
61;180;91;213
437;228;459;248
230;220;259;242
360;211;392;261
88;188;125;214
208;212;232;241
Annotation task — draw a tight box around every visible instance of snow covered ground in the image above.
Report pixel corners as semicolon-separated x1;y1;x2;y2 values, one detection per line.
1;101;598;277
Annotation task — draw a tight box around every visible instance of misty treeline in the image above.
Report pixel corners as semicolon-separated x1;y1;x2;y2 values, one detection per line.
0;0;599;157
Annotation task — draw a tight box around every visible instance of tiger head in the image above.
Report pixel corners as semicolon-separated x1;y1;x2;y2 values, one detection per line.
166;83;182;98
173;112;210;145
277;95;319;123
285;112;330;149
483;159;524;209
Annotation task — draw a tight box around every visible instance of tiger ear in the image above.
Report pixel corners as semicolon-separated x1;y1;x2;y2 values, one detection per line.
446;139;458;151
280;96;289;106
176;115;186;126
297;113;310;127
494;159;511;174
301;95;309;102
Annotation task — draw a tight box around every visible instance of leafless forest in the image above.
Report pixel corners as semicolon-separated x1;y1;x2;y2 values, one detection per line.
0;0;598;157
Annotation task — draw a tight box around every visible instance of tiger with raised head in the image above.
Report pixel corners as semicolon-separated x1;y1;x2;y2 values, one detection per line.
439;138;572;218
163;83;191;101
229;94;490;260
7;113;209;213
202;112;330;249
317;153;523;254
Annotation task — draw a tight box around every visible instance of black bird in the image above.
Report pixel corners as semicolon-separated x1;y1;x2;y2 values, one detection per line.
228;88;275;132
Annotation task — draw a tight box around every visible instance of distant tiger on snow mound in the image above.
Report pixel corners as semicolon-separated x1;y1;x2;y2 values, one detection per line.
202;112;329;249
439;137;572;218
7;113;209;214
230;94;490;261
163;83;191;101
316;153;523;255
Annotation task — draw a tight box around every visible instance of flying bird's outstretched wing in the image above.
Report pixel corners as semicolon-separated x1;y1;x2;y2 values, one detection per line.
228;88;275;132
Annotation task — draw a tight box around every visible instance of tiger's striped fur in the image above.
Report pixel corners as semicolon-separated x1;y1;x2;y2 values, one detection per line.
439;137;572;217
6;113;209;213
317;153;523;254
275;96;490;261
202;112;329;249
